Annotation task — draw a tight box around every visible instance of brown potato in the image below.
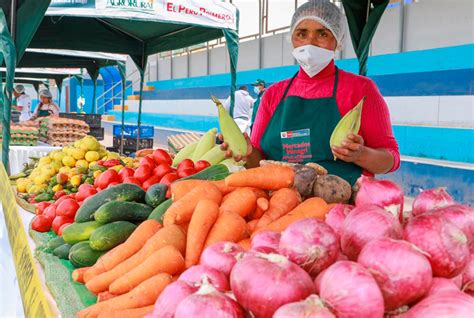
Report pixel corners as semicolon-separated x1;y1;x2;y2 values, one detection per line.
313;174;352;204
293;164;317;198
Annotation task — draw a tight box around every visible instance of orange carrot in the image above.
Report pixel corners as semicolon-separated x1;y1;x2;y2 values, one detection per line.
163;183;222;226
72;267;90;283
171;180;208;201
97;305;154;318
219;187;257;218
255;188;301;229
204;211;247;248
86;225;185;294
185;199;220;268
210;180;237;195
224;165;295;190
109;245;184;295
238;238;251;251
179;222;190;235
247;197;269;220
78;273;172;318
257;197;329;234
97;291;117;303
247;188;269;200
247;219;258;234
84;220;162;283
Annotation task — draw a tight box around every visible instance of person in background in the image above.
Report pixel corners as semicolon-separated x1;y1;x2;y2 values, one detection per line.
250;79;266;133
223;85;254;135
13;85;32;122
31;89;60;120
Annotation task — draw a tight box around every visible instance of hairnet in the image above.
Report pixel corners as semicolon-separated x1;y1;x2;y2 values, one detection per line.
39;89;53;99
14;84;25;94
290;0;345;49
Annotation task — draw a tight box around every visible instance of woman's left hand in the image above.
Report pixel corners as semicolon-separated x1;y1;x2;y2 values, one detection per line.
331;134;366;163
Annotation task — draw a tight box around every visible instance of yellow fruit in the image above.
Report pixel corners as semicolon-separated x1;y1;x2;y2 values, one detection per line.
50;161;62;172
98;148;108;158
39;157;52;165
85;151;100;162
28;185;41;194
71;175;82;187
34;175;47;186
43;168;56;177
106;152;121;160
62;156;76;168
59;166;71;174
112;165;124;172
26;182;35;192
93;170;102;179
122;157;134;167
80;136;100;151
53;151;66;163
74;140;82;149
52;184;63;192
76;160;89;169
71;148;86;160
89;161;98;168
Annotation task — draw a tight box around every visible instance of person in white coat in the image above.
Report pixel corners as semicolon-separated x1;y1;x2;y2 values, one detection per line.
223;86;254;135
13;85;32;122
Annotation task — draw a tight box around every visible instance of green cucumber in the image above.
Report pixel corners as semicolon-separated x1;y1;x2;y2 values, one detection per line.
75;184;145;222
89;221;137;251
148;199;173;224
45;236;66;253
53;243;72;259
62;221;102;244
69;241;106;268
145;184;168;208
94;201;153;223
179;164;230;181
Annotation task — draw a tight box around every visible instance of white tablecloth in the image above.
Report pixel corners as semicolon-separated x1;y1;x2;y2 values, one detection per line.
9;143;61;175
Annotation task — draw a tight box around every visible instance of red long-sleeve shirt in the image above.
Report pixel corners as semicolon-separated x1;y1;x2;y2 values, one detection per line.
250;61;400;175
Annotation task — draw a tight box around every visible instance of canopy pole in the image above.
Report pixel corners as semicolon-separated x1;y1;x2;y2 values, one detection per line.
120;78;126;155
10;0;17;42
92;78;97;114
136;74;144;153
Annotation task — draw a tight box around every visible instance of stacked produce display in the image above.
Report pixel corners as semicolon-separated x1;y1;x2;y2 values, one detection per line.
39;117;90;147
0;123;39;146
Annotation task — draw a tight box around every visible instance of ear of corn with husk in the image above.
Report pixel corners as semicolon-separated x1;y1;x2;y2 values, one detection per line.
172;141;199;167
191;128;217;162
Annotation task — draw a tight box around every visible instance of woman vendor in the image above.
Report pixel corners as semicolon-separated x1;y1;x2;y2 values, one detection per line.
31;89;60;120
224;0;400;185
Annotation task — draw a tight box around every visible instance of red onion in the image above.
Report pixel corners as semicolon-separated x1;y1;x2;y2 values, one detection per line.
273;295;335;318
314;269;326;294
149;280;198;318
318;261;384;318
430;204;474;248
355;176;404;222
324;204;354;237
411;187;454;216
404;291;474;318
427;278;460;296
462;252;474;293
341;205;403;260
251;231;281;250
175;279;244;318
279;218;339;277
230;252;315;318
357;238;432;310
179;265;230;291
404;214;469;278
199;242;244;277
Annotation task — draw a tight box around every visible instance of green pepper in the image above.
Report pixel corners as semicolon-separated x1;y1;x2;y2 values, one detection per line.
84;177;94;185
49;176;58;187
35;192;53;202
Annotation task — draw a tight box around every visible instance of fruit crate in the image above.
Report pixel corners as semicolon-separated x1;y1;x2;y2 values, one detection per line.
113;136;153;151
113;124;154;139
59;113;102;128
88;127;104;141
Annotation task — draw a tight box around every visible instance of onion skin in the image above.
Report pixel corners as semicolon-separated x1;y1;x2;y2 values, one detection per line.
200;242;244;277
251;231;281;250
427;277;460;296
411;187;454;216
149;280;197;318
404;214;470;278
341;205;403;260
178;265;230;291
230;253;315;318
324;204;354;237
404;290;474;318
318;261;384;318
462;252;474;293
357;238;433;310
429;204;474;248
273;295;336;318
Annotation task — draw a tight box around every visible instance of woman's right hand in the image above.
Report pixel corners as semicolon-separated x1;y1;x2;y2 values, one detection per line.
219;133;254;162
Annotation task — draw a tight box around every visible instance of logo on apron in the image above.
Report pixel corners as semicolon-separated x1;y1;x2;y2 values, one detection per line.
281;128;312;163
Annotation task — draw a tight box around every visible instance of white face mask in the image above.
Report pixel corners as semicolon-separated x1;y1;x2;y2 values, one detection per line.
292;45;335;77
253;86;261;95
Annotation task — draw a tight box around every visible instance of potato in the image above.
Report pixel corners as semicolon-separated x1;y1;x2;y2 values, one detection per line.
313;174;352;204
293;164;317;198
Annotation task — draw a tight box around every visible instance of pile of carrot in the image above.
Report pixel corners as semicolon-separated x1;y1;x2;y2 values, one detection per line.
74;164;333;318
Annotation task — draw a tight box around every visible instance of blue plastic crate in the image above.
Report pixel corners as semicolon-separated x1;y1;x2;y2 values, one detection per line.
113;124;154;138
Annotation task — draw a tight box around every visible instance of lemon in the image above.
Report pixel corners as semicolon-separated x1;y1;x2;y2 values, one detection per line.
89;161;98;168
74;140;82;149
62;156;76;168
48;150;59;159
39;157;52;165
93;170;102;179
98;148;108;158
76;160;89;169
71;148;86;160
70;175;82;187
79;136;100;151
85;151;100;162
34;175;47;186
52;184;63;192
53;151;66;163
107;152;121;160
59;166;71;174
17;183;27;193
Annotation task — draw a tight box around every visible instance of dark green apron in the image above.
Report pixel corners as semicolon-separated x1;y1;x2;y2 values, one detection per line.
38;105;51;118
260;68;362;185
251;91;264;125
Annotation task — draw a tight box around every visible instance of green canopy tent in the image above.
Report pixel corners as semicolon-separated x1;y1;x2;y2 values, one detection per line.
8;78;45;92
341;0;390;76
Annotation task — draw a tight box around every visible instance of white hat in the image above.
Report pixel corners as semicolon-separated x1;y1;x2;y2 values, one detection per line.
14;84;25;94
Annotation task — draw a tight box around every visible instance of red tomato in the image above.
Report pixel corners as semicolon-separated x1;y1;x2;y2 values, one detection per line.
142;175;162;191
118;167;135;182
94;176;100;188
55;194;73;206
160;172;179;187
75;187;98;202
153;149;172;166
178;167;196;178
31;215;53;232
56;198;80;219
107;182;120;189
78;184;94;192
141;155;156;168
52;216;73;235
97;169;120;189
177;159;194;171
53;190;67;201
43;205;57;220
56;172;69;185
153;163;175;180
194;160;211;172
123;177;142;188
58;223;72;236
134;165;153;183
35;202;52;215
